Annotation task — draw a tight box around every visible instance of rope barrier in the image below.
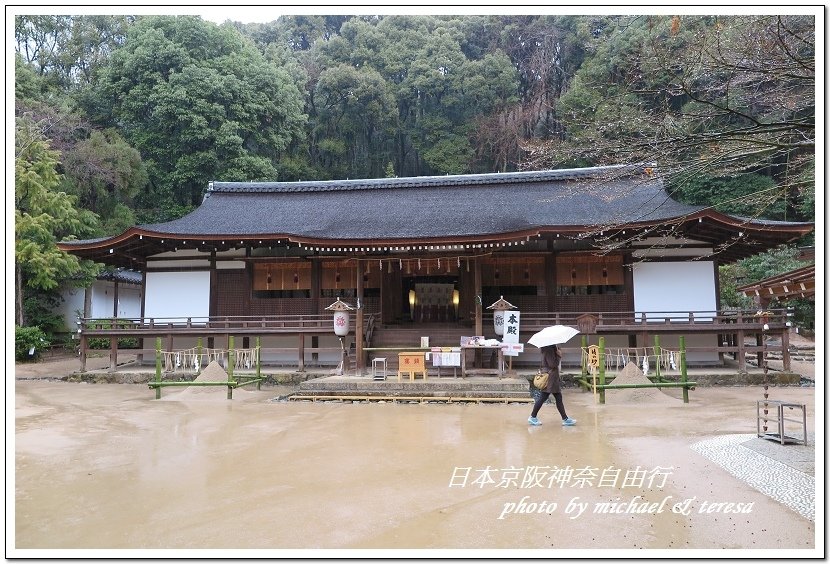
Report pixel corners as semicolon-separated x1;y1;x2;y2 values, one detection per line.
581;346;679;375
162;347;260;373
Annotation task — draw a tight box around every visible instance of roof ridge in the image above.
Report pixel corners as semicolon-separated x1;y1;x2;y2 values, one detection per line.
208;164;651;194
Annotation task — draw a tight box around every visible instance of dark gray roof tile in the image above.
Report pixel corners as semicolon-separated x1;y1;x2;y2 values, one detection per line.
141;166;703;239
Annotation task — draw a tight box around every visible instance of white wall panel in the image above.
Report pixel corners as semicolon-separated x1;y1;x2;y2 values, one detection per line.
144;271;210;319
633;261;717;319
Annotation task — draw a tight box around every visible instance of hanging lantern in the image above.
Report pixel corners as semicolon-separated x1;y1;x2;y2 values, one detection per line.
326;299;355;337
486;295;516;336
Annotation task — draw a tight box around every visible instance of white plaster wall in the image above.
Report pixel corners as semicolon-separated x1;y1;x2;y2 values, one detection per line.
631;262;719;364
633;261;717;319
57;287;86;331
57;281;143;331
144;271;210;320
90;282;112;317
117;286;142;318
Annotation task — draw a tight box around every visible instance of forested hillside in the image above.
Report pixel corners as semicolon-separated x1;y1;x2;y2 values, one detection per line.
14;13;815;338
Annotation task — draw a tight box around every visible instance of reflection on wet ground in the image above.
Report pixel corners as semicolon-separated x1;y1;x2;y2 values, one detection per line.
12;380;818;555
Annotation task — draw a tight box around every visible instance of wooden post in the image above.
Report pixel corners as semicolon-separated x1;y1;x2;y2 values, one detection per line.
298;333;305;372
781;327;791;371
474;259;483;336
112;280;119;317
228;335;235;400
311;258;322;315
154;337;162;399
581;335;588;377
737;329;746;371
81;287;91;372
79;333;88;373
196;337;203;373
110;336;117;373
474;258;482;368
598;336;606;405
756;332;764;369
653;334;661;379
356;264;365;372
256;336;262;390
680;336;689;403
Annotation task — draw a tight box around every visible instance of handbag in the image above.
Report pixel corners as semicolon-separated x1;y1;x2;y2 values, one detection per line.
533;370;549;390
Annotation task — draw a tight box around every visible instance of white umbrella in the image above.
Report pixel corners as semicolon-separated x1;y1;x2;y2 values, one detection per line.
527;325;580;348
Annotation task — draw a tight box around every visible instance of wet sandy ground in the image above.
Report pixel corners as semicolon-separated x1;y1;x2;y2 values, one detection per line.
10;375;821;557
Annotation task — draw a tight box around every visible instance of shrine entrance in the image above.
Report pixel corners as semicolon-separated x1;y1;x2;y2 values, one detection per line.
403;275;460;323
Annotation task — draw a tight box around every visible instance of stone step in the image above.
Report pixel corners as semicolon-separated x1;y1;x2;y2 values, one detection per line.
299;380;532;393
290;389;533;399
286;394;534;404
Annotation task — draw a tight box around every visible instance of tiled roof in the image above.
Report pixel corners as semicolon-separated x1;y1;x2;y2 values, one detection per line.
136;165;706;239
57;165;814;267
97;269;143;285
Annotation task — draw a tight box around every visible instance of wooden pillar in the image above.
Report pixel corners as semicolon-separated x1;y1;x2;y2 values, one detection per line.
109;335;117;373
474;258;483;336
356;265;365;371
83;285;92;320
311;258;322;314
112;280;119;317
782;327;791;371
209;251;218;315
138;268;148;364
81;286;92;372
756;332;764;367
474;258;483;368
623;252;635;312
111;279;120;373
298;333;305;372
79;334;88;372
457;259;475;324
737;329;746;371
544;245;556;312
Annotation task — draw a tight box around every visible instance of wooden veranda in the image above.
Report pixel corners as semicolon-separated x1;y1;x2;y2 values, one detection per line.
77;307;794;374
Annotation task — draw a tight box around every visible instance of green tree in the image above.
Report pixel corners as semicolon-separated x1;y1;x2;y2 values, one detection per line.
15;82;148;233
669;173;786;219
15;15;132;90
526;15;814;223
15;117;100;326
311;63;396;177
84;16;307;206
60;128;148;225
719;246;812;331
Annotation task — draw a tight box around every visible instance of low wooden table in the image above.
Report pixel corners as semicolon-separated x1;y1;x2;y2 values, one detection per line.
460;345;504;378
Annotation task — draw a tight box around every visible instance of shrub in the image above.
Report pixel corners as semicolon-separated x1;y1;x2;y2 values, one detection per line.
15;325;50;361
86;319;140;349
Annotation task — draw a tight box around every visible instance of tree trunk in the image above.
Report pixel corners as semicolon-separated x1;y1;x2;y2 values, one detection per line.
16;264;25;326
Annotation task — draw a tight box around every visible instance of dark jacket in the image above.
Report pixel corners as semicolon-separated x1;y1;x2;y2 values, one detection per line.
540;345;562;394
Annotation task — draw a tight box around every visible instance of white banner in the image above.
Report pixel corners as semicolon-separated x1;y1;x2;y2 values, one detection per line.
503;310;520;343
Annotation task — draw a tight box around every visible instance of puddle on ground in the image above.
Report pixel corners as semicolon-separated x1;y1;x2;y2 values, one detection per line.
12;381;816;553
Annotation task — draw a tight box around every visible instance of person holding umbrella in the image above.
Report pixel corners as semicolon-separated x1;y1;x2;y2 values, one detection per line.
527;325;578;426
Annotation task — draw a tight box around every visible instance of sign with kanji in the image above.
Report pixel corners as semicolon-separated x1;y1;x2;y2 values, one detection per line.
587;345;600;374
503;310;520;344
399;352;424;369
